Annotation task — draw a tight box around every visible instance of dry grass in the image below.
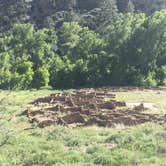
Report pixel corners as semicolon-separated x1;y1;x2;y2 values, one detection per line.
116;89;166;114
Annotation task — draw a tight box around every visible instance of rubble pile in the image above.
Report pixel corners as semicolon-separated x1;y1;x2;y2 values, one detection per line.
22;88;166;128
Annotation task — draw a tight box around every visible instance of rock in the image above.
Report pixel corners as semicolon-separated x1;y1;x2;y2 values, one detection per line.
59;113;86;124
98;102;116;109
38;119;55;128
134;103;145;111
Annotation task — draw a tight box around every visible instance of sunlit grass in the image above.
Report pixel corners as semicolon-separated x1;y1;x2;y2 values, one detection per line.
0;88;166;165
116;89;166;110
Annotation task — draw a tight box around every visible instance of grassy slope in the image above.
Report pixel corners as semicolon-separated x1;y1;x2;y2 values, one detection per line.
0;89;166;166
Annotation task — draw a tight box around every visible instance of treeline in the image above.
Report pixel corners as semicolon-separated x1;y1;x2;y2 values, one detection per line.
1;10;166;89
1;0;166;34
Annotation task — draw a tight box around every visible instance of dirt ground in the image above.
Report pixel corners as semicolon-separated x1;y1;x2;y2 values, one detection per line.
21;87;166;128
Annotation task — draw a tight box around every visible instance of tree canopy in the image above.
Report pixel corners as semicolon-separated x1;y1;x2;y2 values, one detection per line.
0;1;166;89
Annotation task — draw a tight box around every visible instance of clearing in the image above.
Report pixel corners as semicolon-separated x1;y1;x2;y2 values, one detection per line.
22;87;166;128
0;87;166;165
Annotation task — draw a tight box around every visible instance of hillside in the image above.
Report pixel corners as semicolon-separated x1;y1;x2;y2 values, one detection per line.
0;0;166;90
0;1;166;165
1;0;166;33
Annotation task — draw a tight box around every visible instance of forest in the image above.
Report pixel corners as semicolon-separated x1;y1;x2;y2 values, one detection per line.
1;0;166;89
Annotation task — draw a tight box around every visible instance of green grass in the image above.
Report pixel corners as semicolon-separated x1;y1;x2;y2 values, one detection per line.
0;89;166;166
116;89;166;110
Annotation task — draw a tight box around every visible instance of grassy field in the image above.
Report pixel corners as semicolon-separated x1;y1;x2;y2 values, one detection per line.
0;89;166;166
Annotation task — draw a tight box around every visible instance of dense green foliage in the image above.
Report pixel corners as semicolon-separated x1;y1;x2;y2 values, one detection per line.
1;122;166;165
1;1;166;89
1;0;166;33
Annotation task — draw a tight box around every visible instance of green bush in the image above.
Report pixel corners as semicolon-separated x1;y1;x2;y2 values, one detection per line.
32;68;50;89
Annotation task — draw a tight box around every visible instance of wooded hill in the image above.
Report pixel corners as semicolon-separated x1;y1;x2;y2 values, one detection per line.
0;0;166;89
1;0;166;33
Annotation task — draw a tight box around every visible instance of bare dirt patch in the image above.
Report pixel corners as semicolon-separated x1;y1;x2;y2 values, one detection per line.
126;102;156;110
21;88;166;128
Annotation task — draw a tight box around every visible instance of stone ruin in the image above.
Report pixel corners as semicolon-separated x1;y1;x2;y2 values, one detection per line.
21;88;166;128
